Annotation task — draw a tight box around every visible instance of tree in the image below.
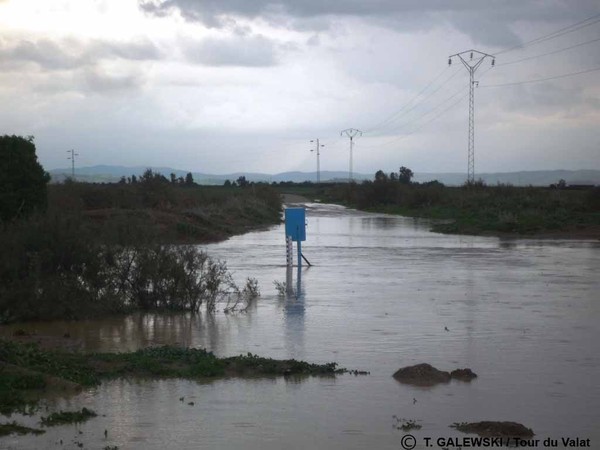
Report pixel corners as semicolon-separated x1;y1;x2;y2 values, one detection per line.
0;135;50;221
398;166;414;184
185;172;194;186
237;175;249;187
223;179;232;187
374;170;388;183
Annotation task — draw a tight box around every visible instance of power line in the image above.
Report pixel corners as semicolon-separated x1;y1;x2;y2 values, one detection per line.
480;66;600;88
495;13;600;55
365;67;462;135
376;84;467;137
363;65;454;133
497;36;600;67
362;91;469;151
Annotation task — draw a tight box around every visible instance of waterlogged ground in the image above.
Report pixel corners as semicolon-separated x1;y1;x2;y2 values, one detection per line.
1;203;599;449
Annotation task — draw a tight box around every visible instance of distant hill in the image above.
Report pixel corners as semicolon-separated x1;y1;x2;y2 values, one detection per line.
48;166;369;184
48;166;600;186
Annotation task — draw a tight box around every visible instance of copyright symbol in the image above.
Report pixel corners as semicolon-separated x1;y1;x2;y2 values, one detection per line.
400;434;416;450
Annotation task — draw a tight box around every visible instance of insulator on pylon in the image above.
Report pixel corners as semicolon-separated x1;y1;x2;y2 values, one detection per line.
470;52;473;59
448;58;452;66
491;59;495;66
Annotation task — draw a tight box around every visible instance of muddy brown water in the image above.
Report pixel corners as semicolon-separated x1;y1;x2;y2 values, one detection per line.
1;203;599;449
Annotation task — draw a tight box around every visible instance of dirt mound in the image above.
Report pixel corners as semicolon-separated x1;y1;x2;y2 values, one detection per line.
392;363;451;386
451;421;534;438
393;364;478;386
450;368;478;381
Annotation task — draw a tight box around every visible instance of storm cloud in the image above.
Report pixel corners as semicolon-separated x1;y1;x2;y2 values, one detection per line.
0;0;598;175
139;0;600;46
183;34;279;67
0;36;162;71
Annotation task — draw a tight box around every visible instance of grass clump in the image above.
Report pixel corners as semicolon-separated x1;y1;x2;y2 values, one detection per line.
222;352;344;377
40;407;97;426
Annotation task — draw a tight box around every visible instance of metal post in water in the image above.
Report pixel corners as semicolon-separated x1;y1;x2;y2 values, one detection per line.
286;236;293;267
286;265;293;295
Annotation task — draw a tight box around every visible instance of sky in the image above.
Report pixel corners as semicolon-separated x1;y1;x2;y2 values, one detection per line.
1;0;599;176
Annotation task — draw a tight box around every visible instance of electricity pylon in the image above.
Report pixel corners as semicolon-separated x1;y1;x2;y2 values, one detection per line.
67;149;79;179
448;50;495;184
340;128;362;182
310;139;324;183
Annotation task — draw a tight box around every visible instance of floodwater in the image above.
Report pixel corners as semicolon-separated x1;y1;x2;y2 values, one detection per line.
2;203;599;449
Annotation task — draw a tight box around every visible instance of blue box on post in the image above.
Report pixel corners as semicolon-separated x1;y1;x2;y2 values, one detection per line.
285;208;306;242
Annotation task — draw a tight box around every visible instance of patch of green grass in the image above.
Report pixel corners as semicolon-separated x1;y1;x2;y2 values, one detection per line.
90;346;227;378
223;352;343;376
0;340;99;386
40;407;97;426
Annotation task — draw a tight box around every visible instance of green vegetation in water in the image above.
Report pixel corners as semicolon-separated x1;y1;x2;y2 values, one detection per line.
0;370;47;415
40;408;97;426
0;340;345;416
90;347;343;379
0;421;45;437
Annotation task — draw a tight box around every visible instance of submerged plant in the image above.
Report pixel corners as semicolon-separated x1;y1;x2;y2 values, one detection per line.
273;280;287;296
41;407;97;426
224;277;260;313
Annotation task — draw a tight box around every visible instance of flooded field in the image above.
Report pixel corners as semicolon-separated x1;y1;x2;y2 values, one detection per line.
2;203;599;449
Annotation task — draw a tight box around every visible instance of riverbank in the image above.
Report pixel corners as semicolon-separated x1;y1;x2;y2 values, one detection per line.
370;204;600;240
0;181;283;323
48;181;282;244
276;183;600;239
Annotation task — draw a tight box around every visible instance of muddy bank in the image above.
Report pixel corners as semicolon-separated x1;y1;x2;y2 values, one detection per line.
451;421;534;438
392;364;477;386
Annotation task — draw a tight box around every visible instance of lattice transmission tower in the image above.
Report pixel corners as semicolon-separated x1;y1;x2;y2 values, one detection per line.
340;128;362;182
448;50;495;183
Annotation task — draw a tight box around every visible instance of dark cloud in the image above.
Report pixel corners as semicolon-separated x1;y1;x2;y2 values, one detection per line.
0;36;162;71
139;0;600;46
183;35;278;66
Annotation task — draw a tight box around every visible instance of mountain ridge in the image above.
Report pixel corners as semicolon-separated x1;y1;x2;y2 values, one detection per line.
47;165;600;186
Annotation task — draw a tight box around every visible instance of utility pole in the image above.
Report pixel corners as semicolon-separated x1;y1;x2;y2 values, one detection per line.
310;139;324;183
340;128;362;182
448;50;494;184
67;149;79;179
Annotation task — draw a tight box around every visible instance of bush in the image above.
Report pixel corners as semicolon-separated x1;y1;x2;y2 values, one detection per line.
0;212;260;322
